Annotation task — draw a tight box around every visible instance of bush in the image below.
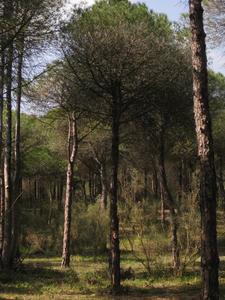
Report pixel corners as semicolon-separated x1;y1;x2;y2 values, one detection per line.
71;202;109;256
120;198;166;275
178;190;200;272
21;201;109;258
120;190;200;276
84;269;109;285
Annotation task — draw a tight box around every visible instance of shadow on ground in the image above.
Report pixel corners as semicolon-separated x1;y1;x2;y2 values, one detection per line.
1;258;225;299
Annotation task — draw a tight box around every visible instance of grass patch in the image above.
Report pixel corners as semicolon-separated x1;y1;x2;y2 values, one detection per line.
2;210;225;299
0;254;203;300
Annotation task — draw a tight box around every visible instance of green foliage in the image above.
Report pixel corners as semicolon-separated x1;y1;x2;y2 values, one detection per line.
120;187;200;276
71;203;109;256
84;269;109;286
209;72;225;156
178;191;201;272
21;112;67;176
21;208;63;256
120;198;170;275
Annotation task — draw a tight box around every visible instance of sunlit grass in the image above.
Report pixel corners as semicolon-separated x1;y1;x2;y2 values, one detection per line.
0;253;202;300
1;211;225;299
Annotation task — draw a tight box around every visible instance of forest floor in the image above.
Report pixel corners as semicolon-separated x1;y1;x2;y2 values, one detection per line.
1;253;225;300
1;216;225;300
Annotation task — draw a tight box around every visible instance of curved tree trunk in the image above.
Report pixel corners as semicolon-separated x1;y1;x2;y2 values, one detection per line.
61;112;78;268
189;1;219;298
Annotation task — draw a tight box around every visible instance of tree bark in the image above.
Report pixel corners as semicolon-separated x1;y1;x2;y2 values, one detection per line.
11;35;24;263
189;1;219;298
61;112;78;268
109;98;120;291
0;46;4;267
2;42;13;269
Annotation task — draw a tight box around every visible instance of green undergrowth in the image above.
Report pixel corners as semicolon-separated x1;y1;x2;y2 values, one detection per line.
1;212;225;299
0;254;200;300
1;254;225;299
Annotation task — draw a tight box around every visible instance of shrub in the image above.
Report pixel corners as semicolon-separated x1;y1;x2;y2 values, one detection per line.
71;202;109;256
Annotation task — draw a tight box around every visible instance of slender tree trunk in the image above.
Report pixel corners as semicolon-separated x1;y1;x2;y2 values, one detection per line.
0;48;4;266
11;36;24;263
189;1;219;298
109;99;120;291
160;183;165;229
2;42;13;269
61;112;78;268
152;164;158;198
157;128;180;273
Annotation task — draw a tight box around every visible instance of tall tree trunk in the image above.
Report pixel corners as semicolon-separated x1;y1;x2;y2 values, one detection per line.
157;128;180;273
61;112;78;268
189;1;219;298
2;42;13;269
11;36;24;263
0;47;4;267
109;99;120;291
